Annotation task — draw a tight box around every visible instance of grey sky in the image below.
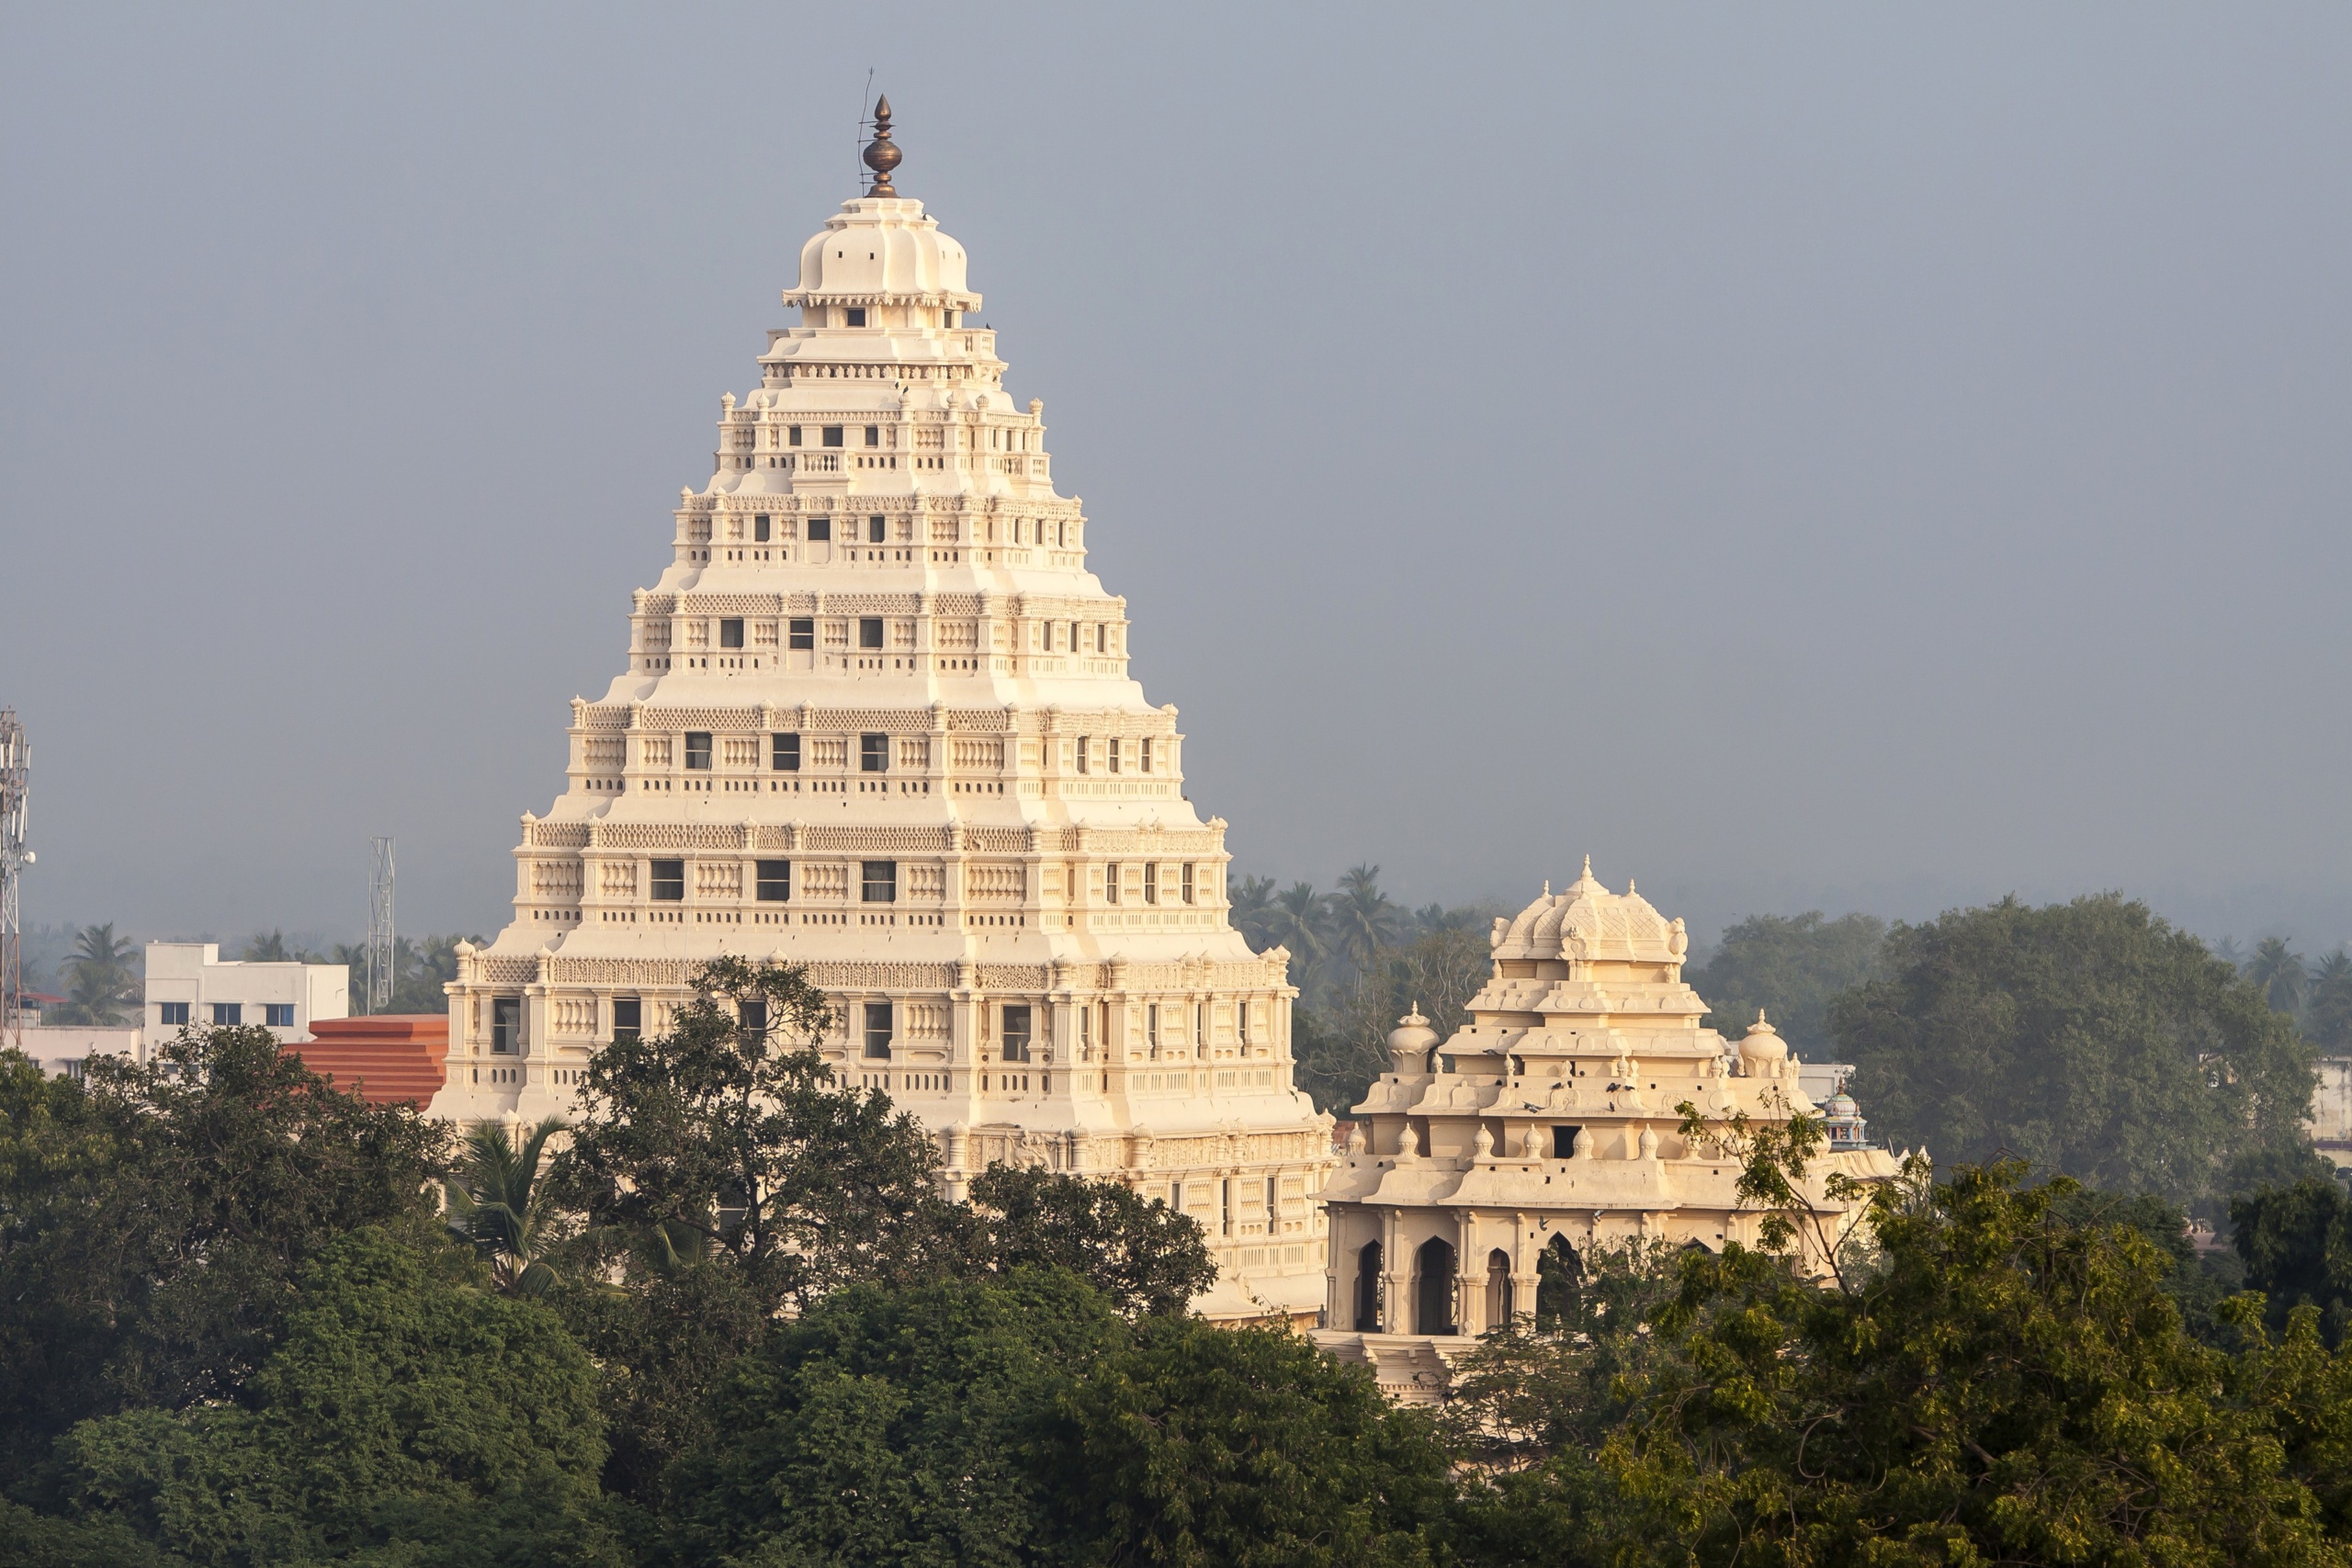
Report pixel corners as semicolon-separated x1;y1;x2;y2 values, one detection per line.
4;4;2349;951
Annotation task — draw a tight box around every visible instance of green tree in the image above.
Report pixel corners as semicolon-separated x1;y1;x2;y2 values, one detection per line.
2308;951;2352;1052
1040;1314;1453;1567
1830;894;2317;1207
963;1163;1215;1317
665;1268;1124;1567
446;1117;568;1296
1687;910;1886;1055
1230;874;1278;951
1443;1159;2352;1568
239;931;289;963
52;1226;618;1568
1264;882;1332;1000
554;955;952;1314
0;1030;447;1473
2250;936;2312;1016
45;923;139;1026
1329;863;1402;975
2233;1177;2352;1347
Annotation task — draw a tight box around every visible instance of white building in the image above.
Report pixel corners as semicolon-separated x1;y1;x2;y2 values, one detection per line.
426;101;1334;1321
142;942;347;1055
1315;865;1901;1396
13;1025;142;1078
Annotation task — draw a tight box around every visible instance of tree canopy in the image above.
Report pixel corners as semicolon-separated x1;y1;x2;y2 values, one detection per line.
1831;894;2316;1206
1688;910;1887;1055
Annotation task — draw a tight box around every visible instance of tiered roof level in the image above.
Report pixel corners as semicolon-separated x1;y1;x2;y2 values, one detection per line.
1314;862;1900;1395
430;103;1334;1320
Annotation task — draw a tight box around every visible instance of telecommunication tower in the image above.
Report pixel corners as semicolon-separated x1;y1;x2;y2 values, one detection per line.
0;712;28;1048
367;837;394;1014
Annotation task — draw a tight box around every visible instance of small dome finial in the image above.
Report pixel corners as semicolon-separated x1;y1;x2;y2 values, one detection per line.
862;96;902;197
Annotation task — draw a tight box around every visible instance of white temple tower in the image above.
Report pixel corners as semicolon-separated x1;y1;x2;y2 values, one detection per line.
428;102;1333;1319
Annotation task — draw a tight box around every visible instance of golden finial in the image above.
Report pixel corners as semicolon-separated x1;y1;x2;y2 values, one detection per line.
862;95;902;197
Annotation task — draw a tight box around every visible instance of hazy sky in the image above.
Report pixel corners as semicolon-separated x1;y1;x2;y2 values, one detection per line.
5;4;2350;951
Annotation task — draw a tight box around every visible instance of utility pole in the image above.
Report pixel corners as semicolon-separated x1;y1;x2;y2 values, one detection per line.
0;712;28;1050
367;837;394;1014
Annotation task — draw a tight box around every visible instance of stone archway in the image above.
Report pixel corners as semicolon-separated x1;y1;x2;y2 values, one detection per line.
1534;1233;1581;1329
1354;1239;1383;1332
1484;1247;1513;1327
1415;1236;1457;1336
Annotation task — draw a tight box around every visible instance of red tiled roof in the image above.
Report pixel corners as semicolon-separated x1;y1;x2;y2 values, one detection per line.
286;1015;449;1108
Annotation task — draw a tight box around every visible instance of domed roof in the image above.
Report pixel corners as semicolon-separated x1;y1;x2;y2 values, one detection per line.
1490;858;1690;964
1386;1006;1440;1072
1822;1092;1860;1118
1738;1012;1790;1066
782;197;979;310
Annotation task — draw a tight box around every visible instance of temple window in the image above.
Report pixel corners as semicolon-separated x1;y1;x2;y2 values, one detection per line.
772;733;800;771
1553;1124;1580;1159
650;860;685;901
868;514;886;543
1143;863;1157;905
684;733;712;771
756;861;790;901
822;425;843;447
1075;736;1089;774
612;997;640;1042
865;425;879;446
719;619;744;649
845;307;867;327
861;861;897;902
787;619;815;650
807;516;832;541
753;515;771;542
1103;862;1119;904
863;1001;893;1058
491;998;518;1053
1140;738;1153;773
860;733;888;771
1182;863;1195;905
1001;1004;1033;1063
859;618;885;649
789;425;802;446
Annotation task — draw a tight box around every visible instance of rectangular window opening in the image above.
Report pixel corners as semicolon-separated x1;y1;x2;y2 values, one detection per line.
753;514;771;542
864;424;879;446
684;732;712;771
807;517;832;542
160;1001;189;1026
1182;863;1195;905
787;618;815;649
650;858;685;901
772;732;801;771
1001;1004;1033;1064
1143;863;1158;905
844;307;867;328
740;998;768;1039
211;1002;242;1026
491;997;519;1054
860;733;888;772
864;1001;893;1059
264;1003;294;1028
859;617;885;649
862;860;898;902
613;996;641;1042
756;860;791;902
1103;862;1120;905
867;514;886;543
821;425;843;448
719;619;744;649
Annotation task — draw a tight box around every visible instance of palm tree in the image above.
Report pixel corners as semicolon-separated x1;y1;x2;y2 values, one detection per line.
447;1118;568;1295
1228;875;1278;951
2246;936;2309;1015
2308;951;2352;1052
50;923;139;1025
1328;864;1401;974
243;930;290;962
1263;883;1332;994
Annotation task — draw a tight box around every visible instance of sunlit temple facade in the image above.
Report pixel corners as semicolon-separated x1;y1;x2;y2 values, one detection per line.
426;104;1333;1320
1313;863;1900;1394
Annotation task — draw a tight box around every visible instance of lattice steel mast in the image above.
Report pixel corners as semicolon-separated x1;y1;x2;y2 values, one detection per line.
0;712;28;1048
367;837;394;1014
